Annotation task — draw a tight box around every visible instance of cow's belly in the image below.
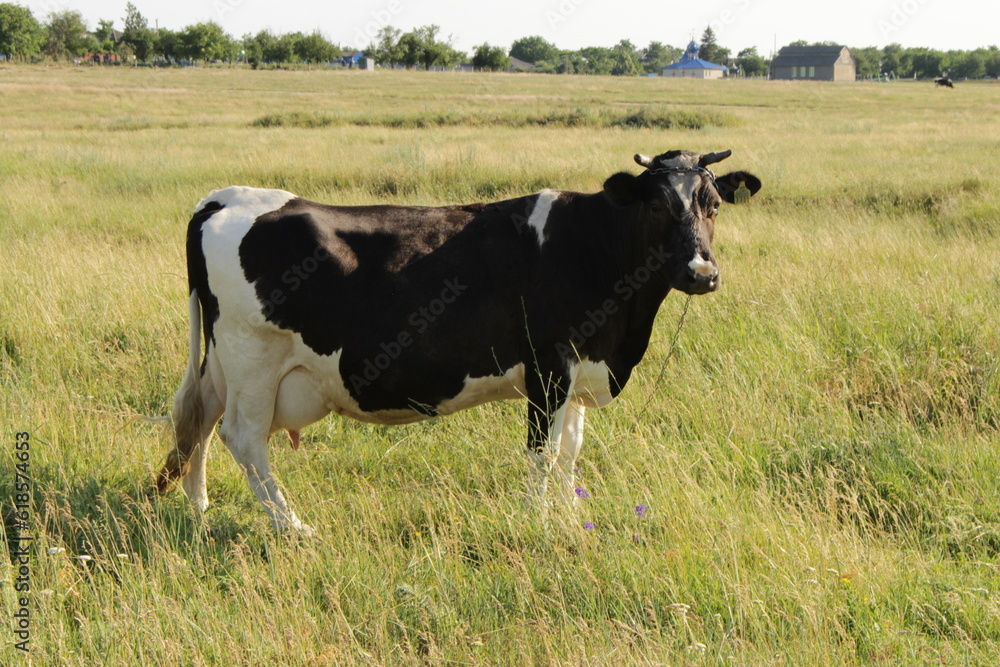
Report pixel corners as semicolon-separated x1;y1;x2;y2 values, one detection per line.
271;346;614;433
273;346;528;428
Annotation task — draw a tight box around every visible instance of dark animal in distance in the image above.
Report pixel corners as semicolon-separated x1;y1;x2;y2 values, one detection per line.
157;148;762;533
934;76;954;88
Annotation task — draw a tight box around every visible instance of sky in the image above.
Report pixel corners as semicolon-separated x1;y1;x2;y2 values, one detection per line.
40;0;1000;56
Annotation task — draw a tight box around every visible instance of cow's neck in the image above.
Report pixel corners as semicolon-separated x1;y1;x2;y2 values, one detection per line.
595;197;675;394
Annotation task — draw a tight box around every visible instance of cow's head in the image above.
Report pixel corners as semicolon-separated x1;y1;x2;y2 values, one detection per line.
603;149;761;295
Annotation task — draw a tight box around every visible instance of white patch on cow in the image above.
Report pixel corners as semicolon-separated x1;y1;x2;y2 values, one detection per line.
527;190;559;246
688;254;716;279
668;175;698;212
198;185;296;214
435;364;527;415
199;187;298;336
572;360;614;408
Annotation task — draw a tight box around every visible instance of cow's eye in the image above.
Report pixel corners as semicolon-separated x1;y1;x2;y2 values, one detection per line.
650;202;666;215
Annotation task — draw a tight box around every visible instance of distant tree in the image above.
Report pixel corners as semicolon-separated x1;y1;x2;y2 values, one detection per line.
535;50;585;74
243;30;274;67
950;49;987;79
699;26;728;65
579;46;613;75
881;43;912;77
641;41;681;73
509;35;557;64
850;46;881;78
365;25;402;67
116;39;134;63
910;48;949;78
0;3;44;60
178;22;233;62
155;28;180;62
396;31;421;68
735;46;768;77
295;30;338;64
610;39;640;76
94;18;115;43
123;2;145;31
121;2;154;62
472;43;509;71
409;25;461;70
267;32;301;65
985;46;1000;78
44;10;90;60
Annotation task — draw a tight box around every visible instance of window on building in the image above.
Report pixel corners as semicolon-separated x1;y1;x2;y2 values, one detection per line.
809;66;815;78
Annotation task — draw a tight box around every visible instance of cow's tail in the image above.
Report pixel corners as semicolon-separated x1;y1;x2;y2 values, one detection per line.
157;289;205;494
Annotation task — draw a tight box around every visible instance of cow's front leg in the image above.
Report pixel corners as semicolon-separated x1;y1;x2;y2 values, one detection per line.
553;400;585;505
525;354;573;508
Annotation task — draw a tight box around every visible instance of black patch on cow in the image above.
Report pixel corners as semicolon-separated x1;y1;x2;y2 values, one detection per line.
187;201;224;374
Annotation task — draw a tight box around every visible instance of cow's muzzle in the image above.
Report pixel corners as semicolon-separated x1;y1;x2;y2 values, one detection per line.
683;254;719;294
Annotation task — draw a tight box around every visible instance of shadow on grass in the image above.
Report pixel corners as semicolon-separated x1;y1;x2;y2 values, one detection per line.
3;464;274;569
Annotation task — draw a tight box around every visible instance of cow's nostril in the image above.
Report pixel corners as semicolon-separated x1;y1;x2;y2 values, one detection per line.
687;254;717;280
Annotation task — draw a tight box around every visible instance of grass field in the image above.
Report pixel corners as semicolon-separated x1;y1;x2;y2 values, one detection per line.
2;65;1000;665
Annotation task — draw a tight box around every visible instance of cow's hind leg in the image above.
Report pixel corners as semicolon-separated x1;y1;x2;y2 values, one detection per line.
179;356;225;511
218;386;313;535
160;351;223;511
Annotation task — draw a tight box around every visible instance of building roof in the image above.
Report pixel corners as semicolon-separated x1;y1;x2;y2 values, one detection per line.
662;40;727;71
771;45;850;67
662;58;727;71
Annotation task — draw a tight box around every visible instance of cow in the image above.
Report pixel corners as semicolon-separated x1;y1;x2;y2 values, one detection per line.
934;76;954;88
156;148;762;533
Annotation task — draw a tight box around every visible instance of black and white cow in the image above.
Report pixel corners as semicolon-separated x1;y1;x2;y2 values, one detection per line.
157;149;761;532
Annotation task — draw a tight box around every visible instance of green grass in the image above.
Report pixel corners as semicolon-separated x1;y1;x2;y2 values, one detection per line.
2;65;1000;664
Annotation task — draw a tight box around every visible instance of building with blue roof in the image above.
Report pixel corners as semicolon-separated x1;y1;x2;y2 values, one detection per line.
661;41;728;79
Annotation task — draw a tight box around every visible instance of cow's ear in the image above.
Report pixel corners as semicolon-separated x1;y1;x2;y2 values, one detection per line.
603;172;642;206
715;171;762;204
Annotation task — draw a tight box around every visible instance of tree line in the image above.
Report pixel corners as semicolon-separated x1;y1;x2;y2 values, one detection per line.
0;3;343;65
1;3;997;79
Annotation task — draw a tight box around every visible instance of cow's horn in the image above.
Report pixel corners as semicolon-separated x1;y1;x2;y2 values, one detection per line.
699;150;732;167
634;153;654;168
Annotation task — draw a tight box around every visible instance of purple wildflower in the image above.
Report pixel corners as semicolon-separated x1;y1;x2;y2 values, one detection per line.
575;487;590;499
635;504;647;518
583;522;595;531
